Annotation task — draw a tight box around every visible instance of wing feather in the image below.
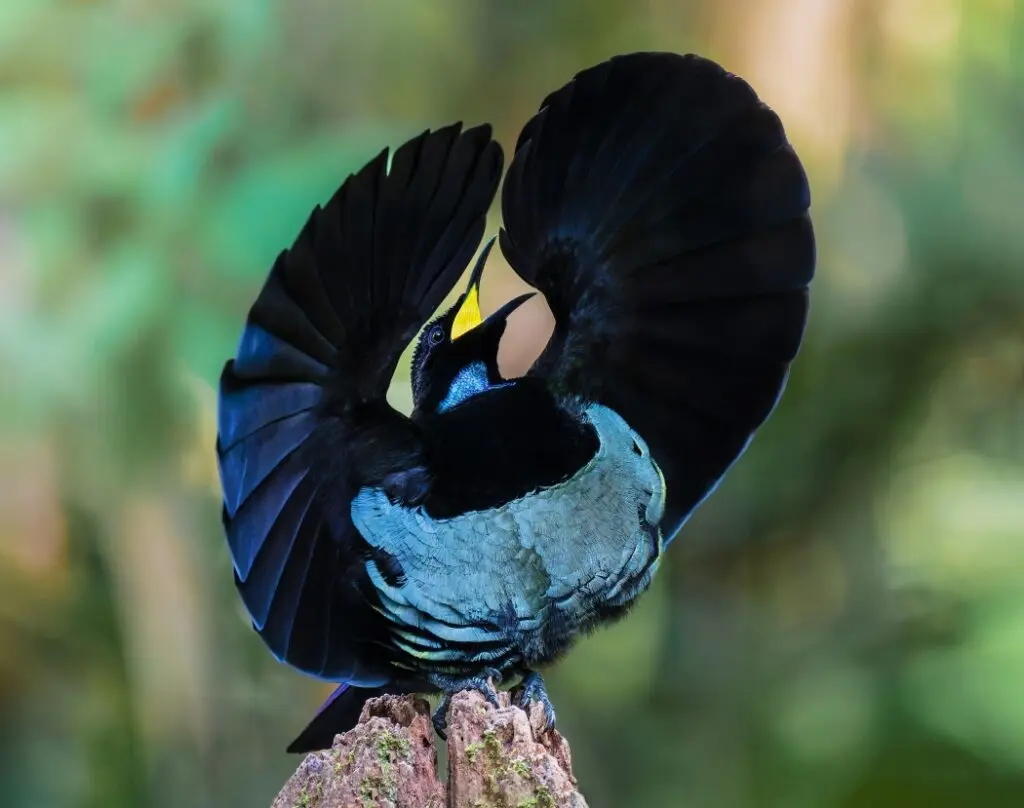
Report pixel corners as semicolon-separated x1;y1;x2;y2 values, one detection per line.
499;52;815;542
216;124;503;678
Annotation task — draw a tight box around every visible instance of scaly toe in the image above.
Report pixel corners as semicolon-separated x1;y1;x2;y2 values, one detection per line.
516;671;557;731
479;669;502;707
428;669;506;733
431;696;451;739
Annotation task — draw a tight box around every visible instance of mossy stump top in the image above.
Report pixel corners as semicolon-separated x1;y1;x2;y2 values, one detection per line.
272;690;588;808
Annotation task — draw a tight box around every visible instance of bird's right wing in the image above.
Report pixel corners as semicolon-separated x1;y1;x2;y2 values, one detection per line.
498;52;815;543
217;124;503;679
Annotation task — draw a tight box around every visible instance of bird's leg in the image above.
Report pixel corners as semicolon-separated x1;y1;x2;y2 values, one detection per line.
514;670;556;731
428;667;503;738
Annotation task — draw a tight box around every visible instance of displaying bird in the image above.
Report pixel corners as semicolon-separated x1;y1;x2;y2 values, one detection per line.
216;51;815;754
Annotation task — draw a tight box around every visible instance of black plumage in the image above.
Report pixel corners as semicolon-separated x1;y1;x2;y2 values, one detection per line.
216;52;815;754
500;52;814;538
218;122;503;682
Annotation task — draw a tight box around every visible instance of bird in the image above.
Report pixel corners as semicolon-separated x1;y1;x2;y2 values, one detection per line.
216;50;815;754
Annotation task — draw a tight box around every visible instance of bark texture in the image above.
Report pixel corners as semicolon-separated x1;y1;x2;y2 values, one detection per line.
271;690;588;808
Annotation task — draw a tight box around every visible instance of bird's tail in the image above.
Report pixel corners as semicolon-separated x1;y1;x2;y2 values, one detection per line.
499;52;815;541
286;683;390;754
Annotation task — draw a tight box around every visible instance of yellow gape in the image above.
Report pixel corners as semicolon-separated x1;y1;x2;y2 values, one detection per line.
450;283;482;341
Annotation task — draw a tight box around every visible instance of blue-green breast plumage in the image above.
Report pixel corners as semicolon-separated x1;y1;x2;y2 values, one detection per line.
351;403;665;675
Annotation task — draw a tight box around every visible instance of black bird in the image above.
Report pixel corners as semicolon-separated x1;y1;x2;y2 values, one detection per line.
216;51;815;753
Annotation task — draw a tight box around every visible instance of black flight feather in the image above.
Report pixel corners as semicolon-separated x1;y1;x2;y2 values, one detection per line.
217;123;503;679
499;52;815;542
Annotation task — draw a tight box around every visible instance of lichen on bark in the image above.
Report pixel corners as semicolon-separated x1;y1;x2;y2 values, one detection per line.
271;690;588;808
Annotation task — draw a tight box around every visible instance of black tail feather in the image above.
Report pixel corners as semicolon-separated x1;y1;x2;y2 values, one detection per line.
286;684;387;754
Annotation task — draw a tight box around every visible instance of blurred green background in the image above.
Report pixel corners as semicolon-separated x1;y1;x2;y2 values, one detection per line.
2;1;1023;806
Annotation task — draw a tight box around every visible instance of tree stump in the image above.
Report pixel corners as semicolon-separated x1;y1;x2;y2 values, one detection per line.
271;689;589;808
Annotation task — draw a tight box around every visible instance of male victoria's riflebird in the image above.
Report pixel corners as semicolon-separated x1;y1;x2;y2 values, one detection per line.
216;51;815;753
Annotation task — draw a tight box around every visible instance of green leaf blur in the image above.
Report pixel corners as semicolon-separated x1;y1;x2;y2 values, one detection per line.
1;1;1023;806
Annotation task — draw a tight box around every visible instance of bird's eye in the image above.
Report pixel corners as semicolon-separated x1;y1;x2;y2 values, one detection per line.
428;326;444;345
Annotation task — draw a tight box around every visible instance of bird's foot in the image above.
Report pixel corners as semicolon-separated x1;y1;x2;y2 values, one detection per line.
429;667;503;739
514;670;556;731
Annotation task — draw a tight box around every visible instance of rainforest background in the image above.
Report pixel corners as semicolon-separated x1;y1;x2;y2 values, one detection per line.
2;1;1023;806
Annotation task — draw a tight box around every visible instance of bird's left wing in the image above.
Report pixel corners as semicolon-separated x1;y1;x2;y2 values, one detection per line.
498;53;815;542
217;124;503;678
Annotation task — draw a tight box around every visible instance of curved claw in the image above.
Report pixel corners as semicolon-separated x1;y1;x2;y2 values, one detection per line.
515;670;557;731
431;697;451;739
478;667;503;706
429;668;504;738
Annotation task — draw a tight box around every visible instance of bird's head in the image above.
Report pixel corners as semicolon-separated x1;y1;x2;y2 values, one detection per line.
411;237;533;415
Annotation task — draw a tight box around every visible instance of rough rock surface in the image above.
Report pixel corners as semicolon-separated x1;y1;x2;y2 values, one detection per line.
271;689;588;808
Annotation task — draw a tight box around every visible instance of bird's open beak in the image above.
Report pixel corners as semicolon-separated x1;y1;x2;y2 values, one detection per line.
450;236;536;341
482;291;536;327
450;237;494;341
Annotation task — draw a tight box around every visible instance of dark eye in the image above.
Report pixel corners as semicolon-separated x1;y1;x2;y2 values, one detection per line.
428;326;444;345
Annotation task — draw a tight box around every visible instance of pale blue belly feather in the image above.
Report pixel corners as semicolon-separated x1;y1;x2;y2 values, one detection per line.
351;403;666;667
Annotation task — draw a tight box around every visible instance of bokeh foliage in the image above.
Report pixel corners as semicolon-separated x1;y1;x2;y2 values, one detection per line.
1;1;1023;806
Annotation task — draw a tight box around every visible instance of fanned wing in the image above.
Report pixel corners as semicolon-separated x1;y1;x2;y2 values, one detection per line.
217;123;503;679
498;52;815;542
